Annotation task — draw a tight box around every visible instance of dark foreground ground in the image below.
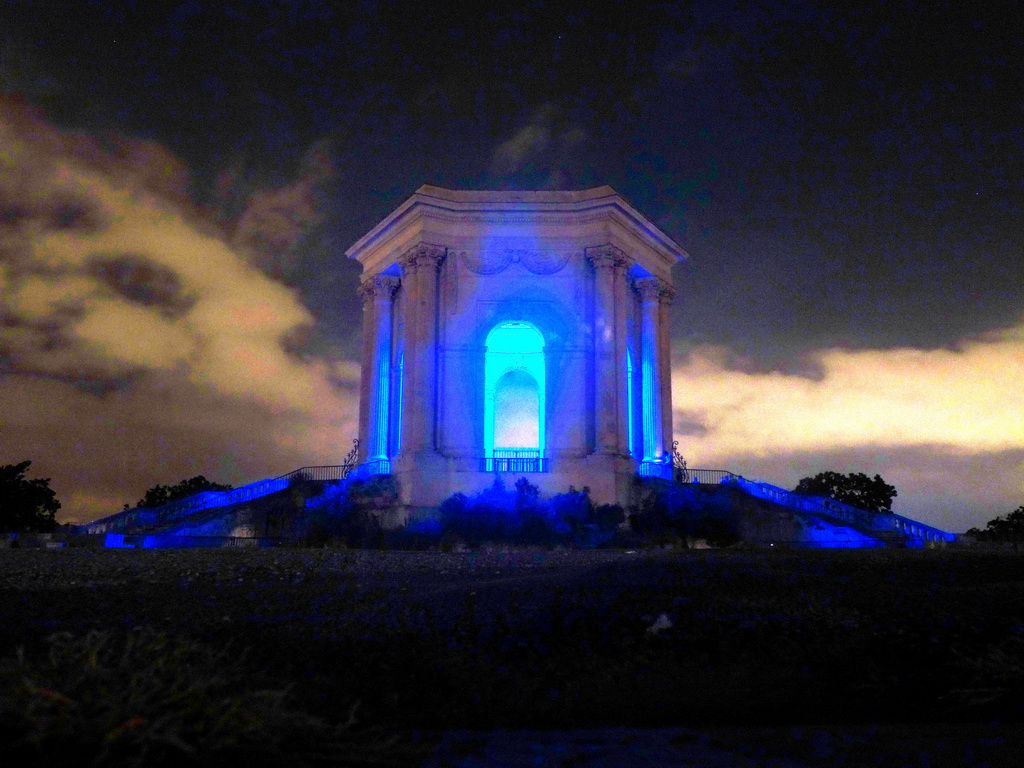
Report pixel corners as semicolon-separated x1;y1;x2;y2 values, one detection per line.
3;546;1024;765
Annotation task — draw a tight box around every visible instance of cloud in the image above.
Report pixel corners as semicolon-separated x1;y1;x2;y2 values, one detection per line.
673;323;1024;457
0;98;358;522
229;137;336;277
672;323;1024;528
490;118;552;176
488;104;588;186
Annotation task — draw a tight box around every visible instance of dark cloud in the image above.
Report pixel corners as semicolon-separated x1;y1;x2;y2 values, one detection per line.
46;194;108;233
672;412;709;438
86;254;194;316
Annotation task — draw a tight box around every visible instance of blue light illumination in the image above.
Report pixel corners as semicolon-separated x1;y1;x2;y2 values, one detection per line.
391;348;403;456
792;519;885;548
484;322;545;463
627;347;637;459
370;319;392;463
494;369;540;447
641;325;658;463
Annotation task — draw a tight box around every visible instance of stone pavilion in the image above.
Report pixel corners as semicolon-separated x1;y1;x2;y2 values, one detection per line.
347;186;685;520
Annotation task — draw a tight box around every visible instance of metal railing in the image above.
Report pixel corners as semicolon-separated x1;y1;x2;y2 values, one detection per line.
82;461;357;535
675;469;954;543
732;477;890;532
677;468;741;485
892;514;957;543
482;449;548;473
638;460;673;479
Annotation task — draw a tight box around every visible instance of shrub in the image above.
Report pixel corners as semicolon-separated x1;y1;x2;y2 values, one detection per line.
513;478;562;546
433;477;564;547
628;476;740;547
436;492;474;541
302;476;397;548
325;474;740;550
549;486;593;536
593;503;625;532
428;481;632;548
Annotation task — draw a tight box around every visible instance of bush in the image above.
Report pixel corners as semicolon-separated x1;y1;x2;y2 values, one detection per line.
302;476;398;548
628;476;740;548
310;474;740;550
427;480;630;549
593;503;626;533
433;477;555;546
549;486;592;536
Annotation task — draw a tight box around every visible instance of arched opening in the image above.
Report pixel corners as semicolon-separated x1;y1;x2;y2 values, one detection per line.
484;321;546;472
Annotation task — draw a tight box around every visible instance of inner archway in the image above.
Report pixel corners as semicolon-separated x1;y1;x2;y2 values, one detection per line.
484;321;545;471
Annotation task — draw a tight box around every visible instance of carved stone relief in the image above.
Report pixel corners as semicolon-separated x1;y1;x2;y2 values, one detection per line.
460;248;575;275
584;244;630;272
634;276;676;304
398;242;447;272
357;274;400;304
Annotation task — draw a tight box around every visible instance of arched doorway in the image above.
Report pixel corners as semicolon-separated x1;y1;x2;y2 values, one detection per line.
484;321;546;472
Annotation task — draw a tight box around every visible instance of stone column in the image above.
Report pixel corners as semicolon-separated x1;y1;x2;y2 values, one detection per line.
389;296;404;457
613;255;633;454
586;245;630;455
635;277;673;462
357;281;374;464
657;282;676;459
398;243;446;457
357;275;399;467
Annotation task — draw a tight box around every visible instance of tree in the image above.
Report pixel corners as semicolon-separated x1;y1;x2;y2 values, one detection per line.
966;506;1024;550
792;471;896;514
135;475;232;509
0;461;60;533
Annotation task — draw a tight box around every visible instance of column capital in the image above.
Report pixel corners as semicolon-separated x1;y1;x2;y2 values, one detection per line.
398;242;447;272
585;244;630;272
358;274;400;304
634;276;676;304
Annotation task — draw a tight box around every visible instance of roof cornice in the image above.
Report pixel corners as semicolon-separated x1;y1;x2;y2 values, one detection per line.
345;185;688;266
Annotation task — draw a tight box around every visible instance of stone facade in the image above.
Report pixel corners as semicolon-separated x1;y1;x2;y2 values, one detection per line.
346;186;686;521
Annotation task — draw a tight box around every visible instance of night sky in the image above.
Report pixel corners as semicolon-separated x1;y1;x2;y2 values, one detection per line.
1;0;1022;530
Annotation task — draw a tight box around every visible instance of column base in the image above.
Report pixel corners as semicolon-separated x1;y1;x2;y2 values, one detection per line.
578;453;638;508
393;450;450;511
352;458;392;479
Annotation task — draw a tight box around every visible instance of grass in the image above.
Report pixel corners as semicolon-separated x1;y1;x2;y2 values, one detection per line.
2;547;1024;761
0;626;424;767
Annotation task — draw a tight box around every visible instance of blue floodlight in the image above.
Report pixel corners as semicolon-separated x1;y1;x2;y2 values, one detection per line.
627;347;637;458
